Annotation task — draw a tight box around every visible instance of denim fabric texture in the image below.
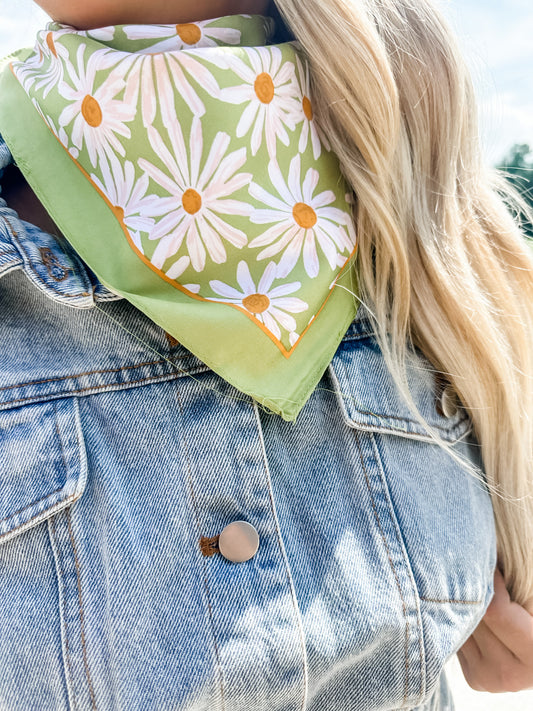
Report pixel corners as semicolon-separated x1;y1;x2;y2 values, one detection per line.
0;134;496;710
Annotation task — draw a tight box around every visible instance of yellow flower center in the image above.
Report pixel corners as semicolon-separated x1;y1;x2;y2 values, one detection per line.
81;95;103;128
302;96;313;121
46;32;57;58
176;23;202;45
254;72;275;104
182;188;202;215
293;202;317;229
242;293;271;314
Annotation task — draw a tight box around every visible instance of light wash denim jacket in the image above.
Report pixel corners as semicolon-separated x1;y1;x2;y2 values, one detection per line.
0;134;496;711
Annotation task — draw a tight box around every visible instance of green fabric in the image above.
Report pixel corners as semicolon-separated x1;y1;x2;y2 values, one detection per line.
0;14;358;420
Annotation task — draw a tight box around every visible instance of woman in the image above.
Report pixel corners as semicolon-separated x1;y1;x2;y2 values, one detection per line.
0;0;531;708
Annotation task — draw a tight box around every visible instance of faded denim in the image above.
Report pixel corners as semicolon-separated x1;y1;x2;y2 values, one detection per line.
0;134;496;710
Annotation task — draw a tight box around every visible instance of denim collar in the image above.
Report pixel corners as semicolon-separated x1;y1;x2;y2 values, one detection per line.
0;133;121;307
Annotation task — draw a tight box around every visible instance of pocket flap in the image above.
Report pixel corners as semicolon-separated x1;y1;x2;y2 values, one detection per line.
0;397;87;544
329;333;471;443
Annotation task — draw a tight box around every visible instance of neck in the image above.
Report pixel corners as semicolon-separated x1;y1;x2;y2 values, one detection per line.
35;1;272;30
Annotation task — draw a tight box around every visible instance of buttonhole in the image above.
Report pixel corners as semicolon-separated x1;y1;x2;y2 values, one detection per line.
199;535;220;558
39;247;69;282
165;332;180;349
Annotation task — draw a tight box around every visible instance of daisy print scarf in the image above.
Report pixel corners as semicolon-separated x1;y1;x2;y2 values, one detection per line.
0;14;358;420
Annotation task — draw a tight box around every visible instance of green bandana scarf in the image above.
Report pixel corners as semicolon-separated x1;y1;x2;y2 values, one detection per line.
0;14;358;420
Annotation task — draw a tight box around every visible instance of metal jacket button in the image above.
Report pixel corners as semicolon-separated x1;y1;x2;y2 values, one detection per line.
218;521;260;563
440;384;459;419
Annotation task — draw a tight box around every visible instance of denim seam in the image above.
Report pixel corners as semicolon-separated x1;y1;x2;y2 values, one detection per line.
335;421;470;446
370;432;426;706
1;370;210;408
354;431;410;707
66;509;98;711
419;598;483;605
0;486;67;526
49;515;78;711
253;401;309;711
0;493;79;546
340;332;374;342
348;405;469;434
5;215;92;298
174;384;226;711
54;404;69;474
0;262;22;279
0;358;177;392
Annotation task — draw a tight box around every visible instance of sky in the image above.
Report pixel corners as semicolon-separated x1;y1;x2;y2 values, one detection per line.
0;0;532;164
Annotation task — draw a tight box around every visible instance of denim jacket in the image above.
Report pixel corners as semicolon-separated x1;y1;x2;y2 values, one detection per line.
0;133;496;711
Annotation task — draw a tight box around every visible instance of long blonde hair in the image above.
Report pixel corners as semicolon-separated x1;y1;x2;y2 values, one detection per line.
274;0;533;606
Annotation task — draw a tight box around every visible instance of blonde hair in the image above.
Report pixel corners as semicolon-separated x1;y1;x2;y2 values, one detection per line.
274;0;533;606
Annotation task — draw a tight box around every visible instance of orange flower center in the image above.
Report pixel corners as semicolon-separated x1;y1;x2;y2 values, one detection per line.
81;95;103;127
242;293;270;314
182;188;202;215
302;96;313;121
293;202;317;229
254;72;275;104
176;23;202;45
46;32;57;58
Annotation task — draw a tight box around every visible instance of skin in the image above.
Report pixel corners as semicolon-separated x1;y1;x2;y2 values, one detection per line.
458;567;533;693
33;0;271;29
2;165;60;235
10;2;533;692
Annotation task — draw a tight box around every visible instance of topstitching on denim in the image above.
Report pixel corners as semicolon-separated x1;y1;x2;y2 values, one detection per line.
173;384;227;711
253;401;309;711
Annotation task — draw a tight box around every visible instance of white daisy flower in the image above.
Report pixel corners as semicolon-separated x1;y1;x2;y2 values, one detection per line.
90;153;165;252
123;20;241;53
123;51;220;122
138;117;253;272
165;256;190;280
163;256;200;293
79;27;116;42
294;53;331;160
249;155;357;279
289;331;300;347
13;30;71;97
35;106;80;159
183;283;201;293
211;46;301;158
209;261;308;341
58;44;136;167
54;24;116;42
162;260;200;293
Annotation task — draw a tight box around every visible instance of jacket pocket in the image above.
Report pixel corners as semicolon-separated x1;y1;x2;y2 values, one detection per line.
0;397;87;545
329;332;471;443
